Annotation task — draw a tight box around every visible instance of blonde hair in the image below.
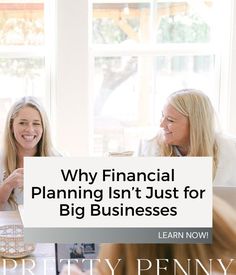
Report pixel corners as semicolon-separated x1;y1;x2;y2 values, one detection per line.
96;196;236;275
158;89;218;177
3;96;57;206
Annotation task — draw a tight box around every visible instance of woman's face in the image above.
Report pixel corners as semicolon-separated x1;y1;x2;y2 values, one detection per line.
12;106;43;154
160;103;190;148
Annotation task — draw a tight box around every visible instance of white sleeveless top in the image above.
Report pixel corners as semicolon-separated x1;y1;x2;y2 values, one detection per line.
137;134;236;186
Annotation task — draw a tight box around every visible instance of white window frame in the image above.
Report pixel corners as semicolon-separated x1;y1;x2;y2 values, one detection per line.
54;0;236;156
53;0;92;156
0;1;50;117
217;0;236;135
229;1;236;135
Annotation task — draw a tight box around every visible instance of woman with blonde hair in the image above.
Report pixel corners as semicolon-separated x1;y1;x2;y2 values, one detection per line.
60;89;236;275
138;89;236;185
0;96;57;210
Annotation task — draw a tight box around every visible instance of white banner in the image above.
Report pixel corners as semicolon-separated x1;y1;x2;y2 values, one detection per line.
23;157;212;228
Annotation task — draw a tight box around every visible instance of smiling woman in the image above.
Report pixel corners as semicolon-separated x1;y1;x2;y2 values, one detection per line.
160;103;190;156
0;96;58;210
12;106;43;165
138;89;236;186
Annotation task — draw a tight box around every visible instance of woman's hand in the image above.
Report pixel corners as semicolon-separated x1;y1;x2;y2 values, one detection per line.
0;168;24;209
4;168;24;190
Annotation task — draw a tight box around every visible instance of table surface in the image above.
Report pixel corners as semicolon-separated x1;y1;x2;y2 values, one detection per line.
0;211;57;274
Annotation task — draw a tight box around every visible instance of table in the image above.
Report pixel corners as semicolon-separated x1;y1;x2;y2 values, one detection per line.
0;211;56;275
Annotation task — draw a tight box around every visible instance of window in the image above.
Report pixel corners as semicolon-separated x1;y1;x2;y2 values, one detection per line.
0;0;48;140
92;0;220;155
54;0;236;156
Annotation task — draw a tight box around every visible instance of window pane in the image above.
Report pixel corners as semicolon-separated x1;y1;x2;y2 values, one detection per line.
93;54;216;155
0;57;45;138
92;1;219;156
0;57;45;95
93;1;213;45
94;56;138;120
0;1;44;45
93;55;159;155
153;55;216;124
93;3;150;44
0;1;46;141
155;1;211;43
